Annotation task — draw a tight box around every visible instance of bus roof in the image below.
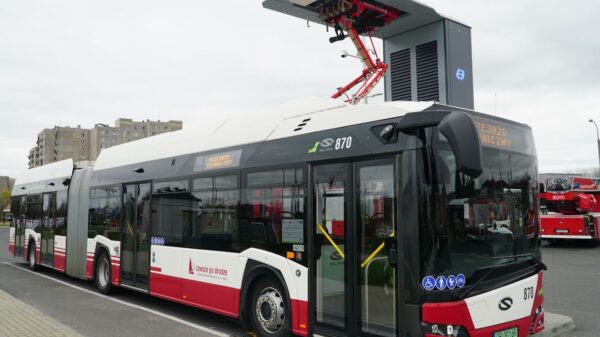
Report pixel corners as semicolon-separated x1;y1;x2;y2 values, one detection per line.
94;97;433;171
12;159;73;196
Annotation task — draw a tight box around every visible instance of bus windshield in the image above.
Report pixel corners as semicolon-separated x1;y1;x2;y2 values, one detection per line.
418;131;540;290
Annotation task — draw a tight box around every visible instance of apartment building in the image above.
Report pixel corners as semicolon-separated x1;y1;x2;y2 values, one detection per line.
28;126;90;168
28;119;182;168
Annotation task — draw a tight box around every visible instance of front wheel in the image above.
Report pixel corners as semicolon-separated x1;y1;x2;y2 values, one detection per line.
95;251;113;294
250;277;291;337
28;242;38;271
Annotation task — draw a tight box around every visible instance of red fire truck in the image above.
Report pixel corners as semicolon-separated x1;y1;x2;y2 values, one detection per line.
540;176;600;242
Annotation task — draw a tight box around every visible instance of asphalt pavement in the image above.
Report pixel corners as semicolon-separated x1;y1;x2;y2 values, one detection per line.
541;240;600;337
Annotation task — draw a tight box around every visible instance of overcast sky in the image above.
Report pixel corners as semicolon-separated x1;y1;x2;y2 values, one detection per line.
1;0;599;179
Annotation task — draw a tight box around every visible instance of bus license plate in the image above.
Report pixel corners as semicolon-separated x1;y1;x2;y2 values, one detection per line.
555;229;569;233
493;327;518;337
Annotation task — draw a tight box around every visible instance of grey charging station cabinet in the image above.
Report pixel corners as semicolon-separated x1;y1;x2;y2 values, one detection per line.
383;19;474;109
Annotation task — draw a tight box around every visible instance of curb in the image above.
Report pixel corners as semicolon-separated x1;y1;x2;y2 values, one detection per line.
532;312;576;337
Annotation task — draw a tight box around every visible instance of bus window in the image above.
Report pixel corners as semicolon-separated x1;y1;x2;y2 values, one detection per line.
55;190;68;236
241;168;305;264
151;179;191;247
26;194;42;232
190;175;239;252
88;186;121;240
10;197;19;228
418;132;540;289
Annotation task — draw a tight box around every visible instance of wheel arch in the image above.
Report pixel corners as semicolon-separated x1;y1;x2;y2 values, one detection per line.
27;236;36;261
239;260;291;330
92;243;111;280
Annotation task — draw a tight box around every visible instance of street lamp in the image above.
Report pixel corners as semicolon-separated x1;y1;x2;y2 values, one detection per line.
589;119;600;175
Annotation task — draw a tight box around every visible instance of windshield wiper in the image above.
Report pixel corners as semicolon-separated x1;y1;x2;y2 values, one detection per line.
451;259;523;300
452;254;546;300
530;255;548;270
451;264;500;300
492;253;547;271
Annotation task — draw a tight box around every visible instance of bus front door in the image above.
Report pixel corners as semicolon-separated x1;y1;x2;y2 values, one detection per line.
121;182;151;290
312;160;398;337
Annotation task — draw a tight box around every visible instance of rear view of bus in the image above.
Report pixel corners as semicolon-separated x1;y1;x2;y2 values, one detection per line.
411;112;545;337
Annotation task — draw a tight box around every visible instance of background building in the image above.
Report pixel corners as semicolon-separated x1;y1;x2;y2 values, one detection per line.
28;126;90;168
28;119;182;168
0;176;13;192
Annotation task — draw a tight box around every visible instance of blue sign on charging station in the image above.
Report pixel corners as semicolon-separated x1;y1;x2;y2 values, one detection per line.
456;68;466;81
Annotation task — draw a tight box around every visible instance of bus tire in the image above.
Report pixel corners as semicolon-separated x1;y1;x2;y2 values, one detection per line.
28;241;38;271
249;277;291;337
95;251;113;295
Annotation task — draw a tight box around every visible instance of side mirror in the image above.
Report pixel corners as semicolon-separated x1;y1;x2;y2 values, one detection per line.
438;111;483;178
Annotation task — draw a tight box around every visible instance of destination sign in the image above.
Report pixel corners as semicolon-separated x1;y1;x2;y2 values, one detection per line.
474;120;512;149
472;116;535;155
193;150;242;172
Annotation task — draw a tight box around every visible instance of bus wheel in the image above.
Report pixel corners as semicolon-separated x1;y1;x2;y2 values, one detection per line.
95;251;113;295
250;277;291;337
28;242;38;271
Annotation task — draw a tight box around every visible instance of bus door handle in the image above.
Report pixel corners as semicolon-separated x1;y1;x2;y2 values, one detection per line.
385;236;398;268
388;248;398;268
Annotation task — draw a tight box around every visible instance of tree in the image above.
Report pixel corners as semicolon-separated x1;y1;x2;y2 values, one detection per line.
0;189;10;211
0;189;10;224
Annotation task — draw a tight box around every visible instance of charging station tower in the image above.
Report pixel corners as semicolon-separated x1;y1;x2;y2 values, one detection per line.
263;0;474;109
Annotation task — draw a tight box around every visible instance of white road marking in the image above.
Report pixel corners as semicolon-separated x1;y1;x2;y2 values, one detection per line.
1;262;231;337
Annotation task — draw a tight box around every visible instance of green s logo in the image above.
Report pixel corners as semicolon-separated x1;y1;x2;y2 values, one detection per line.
308;141;320;154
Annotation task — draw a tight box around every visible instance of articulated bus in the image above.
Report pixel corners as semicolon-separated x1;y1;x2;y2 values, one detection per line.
9;98;545;337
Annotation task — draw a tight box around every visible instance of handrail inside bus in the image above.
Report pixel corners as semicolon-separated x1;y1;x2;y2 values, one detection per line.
360;232;395;269
317;223;345;259
317;222;395;268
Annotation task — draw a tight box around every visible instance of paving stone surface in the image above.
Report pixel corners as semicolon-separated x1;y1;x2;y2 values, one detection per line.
0;289;83;337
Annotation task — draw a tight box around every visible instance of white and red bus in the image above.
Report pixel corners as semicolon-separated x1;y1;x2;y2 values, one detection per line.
539;176;600;243
9;98;545;337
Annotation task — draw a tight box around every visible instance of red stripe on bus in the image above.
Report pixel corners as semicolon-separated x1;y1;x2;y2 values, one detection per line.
86;260;93;280
149;273;240;318
112;264;120;285
54;253;66;272
291;299;309;336
150;266;162;272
